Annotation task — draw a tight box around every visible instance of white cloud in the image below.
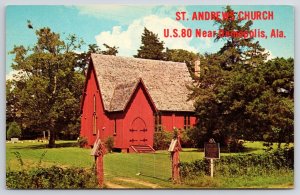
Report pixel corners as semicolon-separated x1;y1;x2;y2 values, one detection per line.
95;15;210;57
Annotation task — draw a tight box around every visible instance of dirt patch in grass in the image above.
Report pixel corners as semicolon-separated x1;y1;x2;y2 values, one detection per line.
104;181;129;189
105;177;161;189
115;177;160;188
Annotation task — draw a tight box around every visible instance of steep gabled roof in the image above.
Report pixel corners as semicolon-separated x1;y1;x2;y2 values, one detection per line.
91;54;194;112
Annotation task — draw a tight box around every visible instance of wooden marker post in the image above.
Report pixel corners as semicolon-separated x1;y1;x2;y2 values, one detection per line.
168;136;182;184
90;131;106;188
204;138;220;178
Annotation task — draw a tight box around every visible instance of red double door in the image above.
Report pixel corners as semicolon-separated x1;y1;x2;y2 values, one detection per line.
129;117;148;145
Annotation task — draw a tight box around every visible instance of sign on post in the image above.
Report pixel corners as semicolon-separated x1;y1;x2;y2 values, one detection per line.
204;142;220;159
204;138;220;178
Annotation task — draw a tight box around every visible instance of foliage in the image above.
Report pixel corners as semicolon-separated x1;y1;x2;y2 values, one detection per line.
214;6;268;69
6;166;98;189
7;25;119;146
180;147;294;179
226;138;245;152
104;136;114;153
177;128;193;148
7;146;98;189
77;136;88;148
7;28;85;147
247;58;294;146
134;27;165;60
189;6;294;146
7;122;22;139
165;48;201;74
153;129;173;150
102;43;118;56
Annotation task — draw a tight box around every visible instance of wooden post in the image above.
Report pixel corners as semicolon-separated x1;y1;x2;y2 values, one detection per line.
91;131;105;188
210;159;214;177
171;149;180;183
95;154;104;187
168;137;181;184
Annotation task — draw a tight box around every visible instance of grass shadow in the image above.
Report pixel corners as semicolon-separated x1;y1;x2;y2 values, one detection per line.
139;173;171;183
182;148;203;152
10;142;77;150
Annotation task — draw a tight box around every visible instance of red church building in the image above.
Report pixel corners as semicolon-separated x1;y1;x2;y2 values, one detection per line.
80;54;197;152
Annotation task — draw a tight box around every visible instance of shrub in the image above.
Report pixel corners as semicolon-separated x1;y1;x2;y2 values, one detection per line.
7;122;22;140
179;128;194;148
153;130;173;150
226;138;245;152
6;166;98;189
77;136;88;148
105;136;114;153
180;147;294;179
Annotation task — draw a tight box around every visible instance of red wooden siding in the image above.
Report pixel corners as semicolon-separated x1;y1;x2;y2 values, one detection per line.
121;82;156;150
160;112;197;132
80;65;108;146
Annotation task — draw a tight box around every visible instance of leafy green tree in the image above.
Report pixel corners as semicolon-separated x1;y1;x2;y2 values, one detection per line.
8;27;85;147
214;6;268;69
190;54;293;147
134;27;165;60
102;43;118;56
7;122;22;139
246;58;294;146
165;48;202;74
188;7;294;147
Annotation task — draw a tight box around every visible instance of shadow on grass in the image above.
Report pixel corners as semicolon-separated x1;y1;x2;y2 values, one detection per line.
181;147;261;154
220;147;261;154
139;173;171;183
181;148;203;152
10;142;78;150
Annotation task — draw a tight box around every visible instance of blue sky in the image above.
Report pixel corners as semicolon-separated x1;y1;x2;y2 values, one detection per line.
6;5;294;76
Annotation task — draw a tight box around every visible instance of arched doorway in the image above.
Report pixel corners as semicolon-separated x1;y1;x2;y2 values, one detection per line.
129;117;148;145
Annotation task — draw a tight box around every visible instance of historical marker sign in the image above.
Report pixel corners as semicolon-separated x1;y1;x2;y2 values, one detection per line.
204;142;220;159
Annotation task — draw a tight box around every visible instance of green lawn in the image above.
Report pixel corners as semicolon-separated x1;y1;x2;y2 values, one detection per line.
6;140;293;188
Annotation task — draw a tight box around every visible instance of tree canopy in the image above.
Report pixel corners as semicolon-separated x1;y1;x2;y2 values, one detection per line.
6;27;118;147
188;6;294;148
134;27;165;60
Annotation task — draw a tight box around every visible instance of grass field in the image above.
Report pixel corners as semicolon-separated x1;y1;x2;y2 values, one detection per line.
6;140;294;188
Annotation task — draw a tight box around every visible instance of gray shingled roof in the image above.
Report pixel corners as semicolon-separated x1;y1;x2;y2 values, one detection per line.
91;54;195;112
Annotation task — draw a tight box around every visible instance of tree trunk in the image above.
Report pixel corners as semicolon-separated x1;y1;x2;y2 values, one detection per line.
48;128;56;148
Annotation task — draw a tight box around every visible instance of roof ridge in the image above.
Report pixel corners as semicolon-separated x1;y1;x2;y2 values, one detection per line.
91;53;187;66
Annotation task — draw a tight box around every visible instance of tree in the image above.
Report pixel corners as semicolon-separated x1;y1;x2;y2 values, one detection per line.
165;48;201;74
246;58;294;146
134;27;165;60
214;6;268;69
188;6;294;148
8;27;85;147
190;55;293;148
102;44;118;56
